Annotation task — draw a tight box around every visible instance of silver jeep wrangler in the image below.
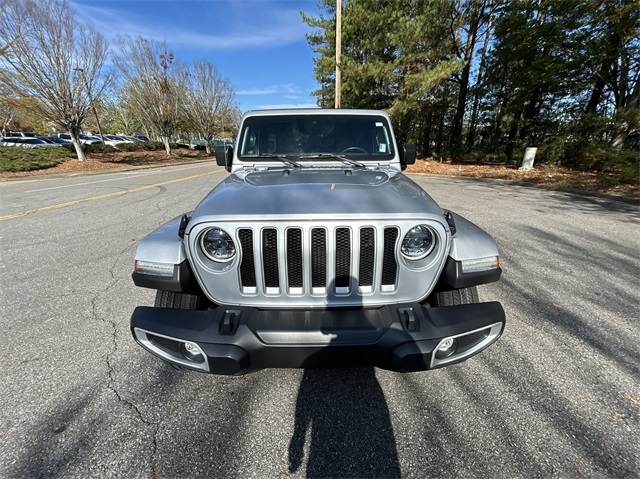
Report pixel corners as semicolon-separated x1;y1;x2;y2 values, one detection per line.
130;109;505;375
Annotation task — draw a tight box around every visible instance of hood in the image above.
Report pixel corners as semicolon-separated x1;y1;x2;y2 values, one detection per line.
190;168;443;223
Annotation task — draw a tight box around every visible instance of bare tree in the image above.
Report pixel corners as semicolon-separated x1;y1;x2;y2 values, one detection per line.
0;83;16;136
113;36;186;155
183;60;238;154
0;0;110;161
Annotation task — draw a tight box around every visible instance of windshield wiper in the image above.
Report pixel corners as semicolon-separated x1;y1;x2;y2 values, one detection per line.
242;154;303;168
298;153;366;168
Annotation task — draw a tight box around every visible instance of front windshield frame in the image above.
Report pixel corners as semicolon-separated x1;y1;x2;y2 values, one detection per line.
237;114;395;163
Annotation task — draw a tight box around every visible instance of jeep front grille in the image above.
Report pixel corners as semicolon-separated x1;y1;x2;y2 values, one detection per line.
238;225;399;294
188;219;449;308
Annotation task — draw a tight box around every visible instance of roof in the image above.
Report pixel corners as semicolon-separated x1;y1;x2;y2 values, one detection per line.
242;108;391;119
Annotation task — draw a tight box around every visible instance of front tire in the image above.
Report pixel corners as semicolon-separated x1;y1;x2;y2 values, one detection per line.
432;286;479;307
154;290;208;310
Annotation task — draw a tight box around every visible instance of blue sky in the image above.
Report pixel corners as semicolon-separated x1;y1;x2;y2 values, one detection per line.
71;0;325;113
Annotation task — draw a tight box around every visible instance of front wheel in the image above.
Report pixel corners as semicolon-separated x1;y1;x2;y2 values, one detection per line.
432;286;479;307
154;290;209;310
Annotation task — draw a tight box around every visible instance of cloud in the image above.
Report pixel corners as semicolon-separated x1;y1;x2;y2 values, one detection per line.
237;83;301;96
70;1;311;51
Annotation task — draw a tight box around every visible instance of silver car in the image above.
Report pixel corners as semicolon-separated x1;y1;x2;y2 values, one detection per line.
0;137;59;148
130;109;505;375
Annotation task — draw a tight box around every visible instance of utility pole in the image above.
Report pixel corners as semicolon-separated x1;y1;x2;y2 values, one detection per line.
74;68;105;143
335;0;341;109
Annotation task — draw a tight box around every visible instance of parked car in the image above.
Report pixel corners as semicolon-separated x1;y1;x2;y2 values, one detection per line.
0;137;59;148
4;131;37;138
101;135;129;146
121;135;143;142
57;133;102;145
40;136;72;145
134;135;149;141
130;109;505;375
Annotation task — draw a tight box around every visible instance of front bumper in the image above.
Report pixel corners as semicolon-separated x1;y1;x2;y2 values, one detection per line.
130;301;505;375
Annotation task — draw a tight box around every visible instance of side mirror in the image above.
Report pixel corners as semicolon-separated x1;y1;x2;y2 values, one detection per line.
400;144;416;170
215;145;233;172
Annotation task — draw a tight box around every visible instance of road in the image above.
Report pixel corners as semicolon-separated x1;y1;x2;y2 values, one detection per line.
0;162;638;478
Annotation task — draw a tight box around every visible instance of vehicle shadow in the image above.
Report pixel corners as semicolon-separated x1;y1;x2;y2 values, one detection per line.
288;367;400;478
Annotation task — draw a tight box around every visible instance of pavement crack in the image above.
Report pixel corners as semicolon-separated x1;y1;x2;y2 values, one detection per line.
90;294;161;477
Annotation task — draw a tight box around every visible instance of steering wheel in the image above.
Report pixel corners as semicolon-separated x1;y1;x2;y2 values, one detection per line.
340;146;367;154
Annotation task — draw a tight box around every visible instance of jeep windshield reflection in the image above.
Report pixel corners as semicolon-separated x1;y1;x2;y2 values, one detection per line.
238;114;395;161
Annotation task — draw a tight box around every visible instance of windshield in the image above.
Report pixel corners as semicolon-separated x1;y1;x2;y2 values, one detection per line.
238;114;395;162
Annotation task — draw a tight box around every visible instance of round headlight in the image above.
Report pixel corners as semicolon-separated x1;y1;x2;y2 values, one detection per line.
200;228;236;262
401;225;435;260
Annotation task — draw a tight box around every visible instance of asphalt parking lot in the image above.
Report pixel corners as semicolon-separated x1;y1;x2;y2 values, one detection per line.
0;162;638;478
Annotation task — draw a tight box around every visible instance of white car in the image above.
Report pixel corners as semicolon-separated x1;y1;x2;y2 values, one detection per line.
0;137;59;148
103;135;134;146
57;133;102;145
4;131;38;138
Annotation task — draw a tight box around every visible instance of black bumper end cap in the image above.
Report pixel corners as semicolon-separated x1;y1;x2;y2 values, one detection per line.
200;343;251;375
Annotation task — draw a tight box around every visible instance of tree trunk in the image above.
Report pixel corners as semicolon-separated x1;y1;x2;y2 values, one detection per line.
505;119;519;163
69;128;86;161
436;111;445;159
467;9;494;148
451;0;481;149
422;110;433;157
162;136;171;155
585;71;607;115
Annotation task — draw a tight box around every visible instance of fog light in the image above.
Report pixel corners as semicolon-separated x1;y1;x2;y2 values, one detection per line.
435;337;457;359
181;341;204;362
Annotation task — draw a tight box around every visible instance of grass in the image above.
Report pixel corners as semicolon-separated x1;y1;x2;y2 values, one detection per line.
0;146;75;172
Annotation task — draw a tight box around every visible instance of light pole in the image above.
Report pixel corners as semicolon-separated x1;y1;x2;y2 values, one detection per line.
335;0;341;109
74;67;105;143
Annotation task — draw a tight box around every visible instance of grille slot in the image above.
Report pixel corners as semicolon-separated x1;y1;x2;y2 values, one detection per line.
359;228;375;287
262;228;280;288
311;228;327;288
381;227;399;286
287;228;303;288
238;229;256;287
335;228;351;289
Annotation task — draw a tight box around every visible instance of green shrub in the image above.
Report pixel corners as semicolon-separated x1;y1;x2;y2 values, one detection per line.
116;141;158;152
0;146;74;172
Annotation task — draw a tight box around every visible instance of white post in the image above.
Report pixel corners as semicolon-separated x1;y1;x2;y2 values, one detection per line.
519;147;537;171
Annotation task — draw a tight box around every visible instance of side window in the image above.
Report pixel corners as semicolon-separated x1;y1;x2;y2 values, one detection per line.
241;127;257;155
375;125;391;154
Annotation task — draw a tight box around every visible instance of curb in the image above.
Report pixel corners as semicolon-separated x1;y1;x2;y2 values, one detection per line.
410;172;639;205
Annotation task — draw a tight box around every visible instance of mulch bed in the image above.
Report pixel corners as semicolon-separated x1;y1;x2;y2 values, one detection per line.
0;150;211;179
407;159;638;198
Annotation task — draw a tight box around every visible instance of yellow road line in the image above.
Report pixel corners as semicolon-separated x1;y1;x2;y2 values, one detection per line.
0;171;219;222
